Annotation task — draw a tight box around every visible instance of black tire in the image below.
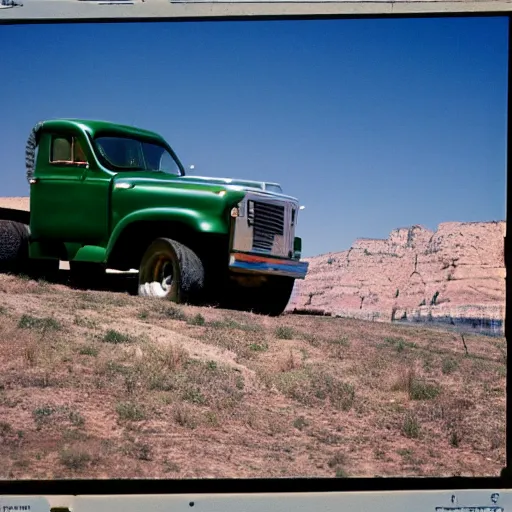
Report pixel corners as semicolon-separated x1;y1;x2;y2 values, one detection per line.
138;238;205;304
69;261;106;290
225;276;295;317
261;277;295;316
0;220;30;273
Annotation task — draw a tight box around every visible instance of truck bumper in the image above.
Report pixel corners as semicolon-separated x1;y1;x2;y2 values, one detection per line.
228;252;309;279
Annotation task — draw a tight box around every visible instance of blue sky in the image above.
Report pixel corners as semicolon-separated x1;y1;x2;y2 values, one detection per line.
0;17;508;257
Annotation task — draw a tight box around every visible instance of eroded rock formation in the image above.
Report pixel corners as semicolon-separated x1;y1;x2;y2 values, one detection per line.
287;222;506;335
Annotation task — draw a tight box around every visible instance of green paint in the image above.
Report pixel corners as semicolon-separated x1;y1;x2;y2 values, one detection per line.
293;237;302;259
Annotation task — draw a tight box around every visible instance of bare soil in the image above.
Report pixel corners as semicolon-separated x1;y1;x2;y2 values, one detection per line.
0;270;506;479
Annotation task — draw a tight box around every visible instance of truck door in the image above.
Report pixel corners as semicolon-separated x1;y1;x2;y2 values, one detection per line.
30;131;111;246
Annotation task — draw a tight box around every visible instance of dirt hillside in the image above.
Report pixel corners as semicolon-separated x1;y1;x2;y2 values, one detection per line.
0;272;506;479
287;222;506;335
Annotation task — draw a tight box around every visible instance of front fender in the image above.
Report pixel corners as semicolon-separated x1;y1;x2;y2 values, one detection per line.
105;207;231;260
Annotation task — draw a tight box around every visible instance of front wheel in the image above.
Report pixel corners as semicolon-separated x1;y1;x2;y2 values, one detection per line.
138;238;205;305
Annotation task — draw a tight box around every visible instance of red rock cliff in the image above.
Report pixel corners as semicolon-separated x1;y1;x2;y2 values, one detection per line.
287;221;506;332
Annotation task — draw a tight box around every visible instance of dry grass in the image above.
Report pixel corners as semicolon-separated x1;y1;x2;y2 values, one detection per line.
0;272;506;479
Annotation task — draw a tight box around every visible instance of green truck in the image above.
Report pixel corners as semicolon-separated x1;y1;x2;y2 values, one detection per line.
0;119;308;316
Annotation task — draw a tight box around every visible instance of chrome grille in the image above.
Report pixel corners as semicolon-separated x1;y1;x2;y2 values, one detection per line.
248;200;285;252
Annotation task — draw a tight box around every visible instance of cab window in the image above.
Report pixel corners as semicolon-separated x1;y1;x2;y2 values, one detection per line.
50;135;88;165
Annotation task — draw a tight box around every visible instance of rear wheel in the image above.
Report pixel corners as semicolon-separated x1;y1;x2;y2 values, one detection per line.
0;220;30;273
138;238;205;304
0;221;60;281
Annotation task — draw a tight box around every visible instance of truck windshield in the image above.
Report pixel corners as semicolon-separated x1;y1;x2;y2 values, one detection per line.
94;136;182;175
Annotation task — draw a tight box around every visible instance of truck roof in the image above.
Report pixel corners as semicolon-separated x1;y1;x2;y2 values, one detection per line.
39;118;167;143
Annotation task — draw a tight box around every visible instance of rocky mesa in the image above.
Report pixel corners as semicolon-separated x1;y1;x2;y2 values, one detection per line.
287;221;506;335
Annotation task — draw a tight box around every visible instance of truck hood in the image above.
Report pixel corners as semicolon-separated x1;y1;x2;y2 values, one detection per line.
112;171;298;201
179;175;279;191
